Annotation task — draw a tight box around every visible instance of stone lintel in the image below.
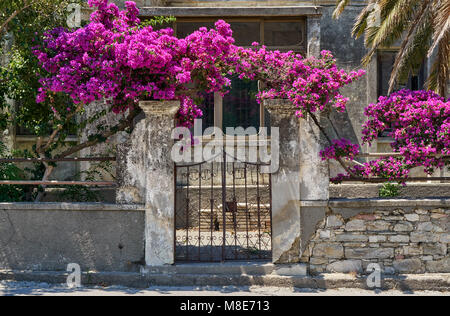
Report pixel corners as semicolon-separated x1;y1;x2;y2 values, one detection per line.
139;6;323;17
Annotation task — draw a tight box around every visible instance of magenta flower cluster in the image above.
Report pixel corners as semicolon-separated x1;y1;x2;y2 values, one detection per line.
320;139;360;161
34;0;237;127
332;156;411;184
363;90;449;171
234;47;365;118
331;89;450;183
33;0;365;128
32;1;449;184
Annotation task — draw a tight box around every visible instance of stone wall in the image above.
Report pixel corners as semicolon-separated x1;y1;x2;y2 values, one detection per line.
301;200;449;274
0;203;145;272
331;183;450;199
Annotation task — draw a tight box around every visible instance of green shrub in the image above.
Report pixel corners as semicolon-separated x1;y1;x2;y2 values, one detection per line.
57;159;114;202
0;141;25;202
379;182;401;198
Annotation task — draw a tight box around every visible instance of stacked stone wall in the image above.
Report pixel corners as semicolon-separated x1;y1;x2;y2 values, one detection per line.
302;207;449;274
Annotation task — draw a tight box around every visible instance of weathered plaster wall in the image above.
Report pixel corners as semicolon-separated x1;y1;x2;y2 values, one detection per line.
0;203;145;272
319;4;371;150
0;33;15;154
300;199;450;274
264;99;329;264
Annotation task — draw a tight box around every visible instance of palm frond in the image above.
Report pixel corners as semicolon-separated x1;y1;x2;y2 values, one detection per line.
428;0;450;57
332;0;351;19
352;0;377;39
369;0;419;50
357;0;420;66
389;0;434;93
426;31;450;97
394;16;433;87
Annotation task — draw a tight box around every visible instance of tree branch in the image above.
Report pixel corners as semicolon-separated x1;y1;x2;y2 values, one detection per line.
55;108;141;159
308;111;358;177
38;104;83;153
0;1;33;36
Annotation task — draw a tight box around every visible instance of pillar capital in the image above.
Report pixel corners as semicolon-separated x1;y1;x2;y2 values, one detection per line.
139;100;180;117
264;99;297;116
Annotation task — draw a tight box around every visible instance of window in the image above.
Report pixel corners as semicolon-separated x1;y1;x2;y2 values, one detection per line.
377;50;426;137
176;18;306;134
377;50;426;97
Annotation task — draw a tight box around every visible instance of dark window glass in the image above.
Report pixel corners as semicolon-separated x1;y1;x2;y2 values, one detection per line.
223;76;259;134
377;51;425;97
229;22;260;46
264;22;303;47
377;51;426;137
378;51;395;97
176;22;214;38
199;93;215;133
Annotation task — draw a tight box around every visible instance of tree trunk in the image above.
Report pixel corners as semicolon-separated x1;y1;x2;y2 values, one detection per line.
34;164;54;202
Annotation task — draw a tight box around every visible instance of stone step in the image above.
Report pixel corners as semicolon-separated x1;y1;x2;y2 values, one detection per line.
141;262;278;275
1;270;449;291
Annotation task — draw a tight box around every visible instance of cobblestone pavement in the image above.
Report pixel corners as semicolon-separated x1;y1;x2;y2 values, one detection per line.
0;281;448;296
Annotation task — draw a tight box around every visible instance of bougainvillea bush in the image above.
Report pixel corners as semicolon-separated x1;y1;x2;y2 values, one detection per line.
34;0;237;127
34;0;450;185
33;0;450;184
34;0;365;128
327;90;450;183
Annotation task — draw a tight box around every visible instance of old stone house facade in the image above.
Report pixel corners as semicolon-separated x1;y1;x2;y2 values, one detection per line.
1;0;446;181
0;1;448;278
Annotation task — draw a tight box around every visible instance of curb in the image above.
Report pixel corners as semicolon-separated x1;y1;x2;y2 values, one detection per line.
1;270;449;292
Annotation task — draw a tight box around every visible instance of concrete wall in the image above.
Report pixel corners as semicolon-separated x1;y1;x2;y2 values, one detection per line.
0;203;145;272
331;184;450;199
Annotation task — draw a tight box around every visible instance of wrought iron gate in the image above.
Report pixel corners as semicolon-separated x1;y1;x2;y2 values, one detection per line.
174;149;272;262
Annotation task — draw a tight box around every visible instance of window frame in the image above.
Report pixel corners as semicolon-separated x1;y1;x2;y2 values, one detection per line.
175;17;306;136
377;48;427;98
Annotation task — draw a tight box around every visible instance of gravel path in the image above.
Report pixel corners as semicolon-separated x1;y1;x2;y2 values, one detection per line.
0;281;448;296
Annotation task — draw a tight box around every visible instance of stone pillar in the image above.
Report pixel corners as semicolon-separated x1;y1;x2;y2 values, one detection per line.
265;99;329;265
307;15;321;58
139;100;179;266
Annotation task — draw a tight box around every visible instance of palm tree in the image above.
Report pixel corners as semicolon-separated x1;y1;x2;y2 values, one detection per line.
333;0;449;97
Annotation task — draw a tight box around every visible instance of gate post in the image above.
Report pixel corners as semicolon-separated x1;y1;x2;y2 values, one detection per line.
265;99;329;265
139;100;179;266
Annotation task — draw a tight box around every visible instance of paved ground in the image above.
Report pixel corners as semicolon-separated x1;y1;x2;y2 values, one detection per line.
0;281;448;296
